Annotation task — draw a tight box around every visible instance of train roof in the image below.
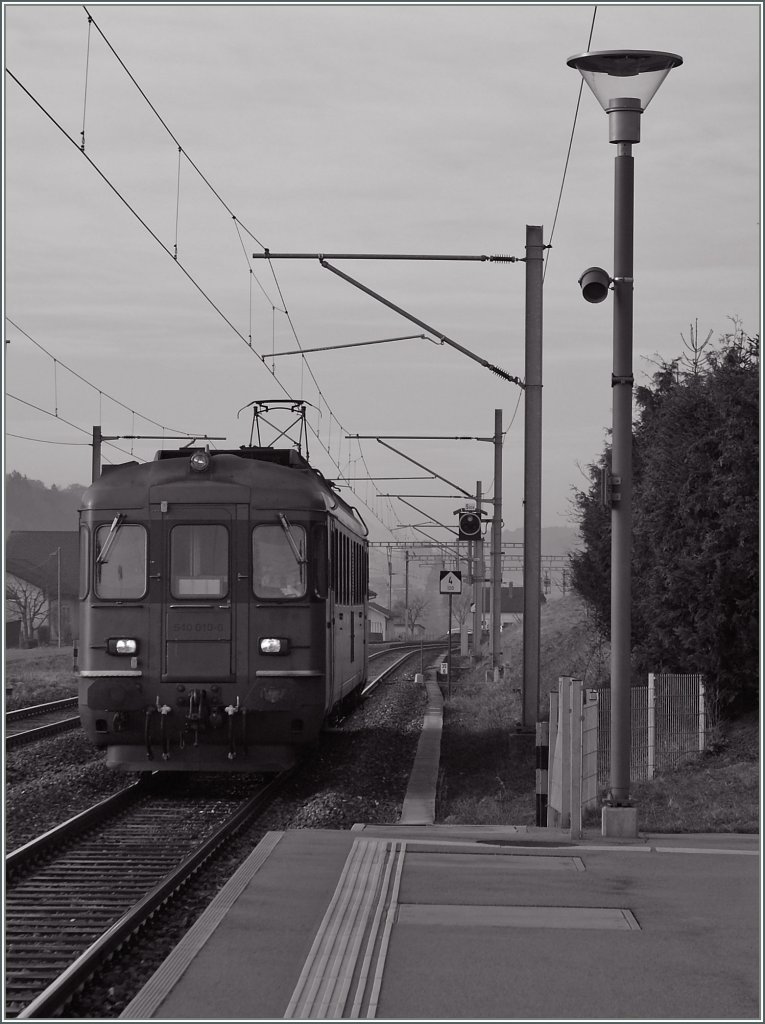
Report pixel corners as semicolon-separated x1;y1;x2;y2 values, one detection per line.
153;446;311;469
81;447;367;535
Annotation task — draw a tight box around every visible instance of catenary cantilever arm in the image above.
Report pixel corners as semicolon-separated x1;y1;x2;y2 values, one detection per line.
318;259;525;388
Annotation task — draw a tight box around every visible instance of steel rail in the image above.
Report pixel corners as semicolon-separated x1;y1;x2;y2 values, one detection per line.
14;771;294;1019
6;696;78;722
6;716;81;748
6;776;152;876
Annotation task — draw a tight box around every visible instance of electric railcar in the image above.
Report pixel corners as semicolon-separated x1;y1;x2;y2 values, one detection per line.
77;446;369;771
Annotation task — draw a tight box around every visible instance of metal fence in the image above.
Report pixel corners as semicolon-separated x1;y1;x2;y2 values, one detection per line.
595;674;706;788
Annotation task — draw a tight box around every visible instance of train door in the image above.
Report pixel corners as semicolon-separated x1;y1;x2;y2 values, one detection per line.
329;525;346;705
155;504;247;684
325;522;335;710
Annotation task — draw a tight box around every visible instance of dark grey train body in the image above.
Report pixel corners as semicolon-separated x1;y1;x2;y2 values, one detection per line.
78;447;368;771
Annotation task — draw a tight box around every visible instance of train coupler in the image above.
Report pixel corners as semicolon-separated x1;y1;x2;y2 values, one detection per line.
225;698;240;759
154;697;173;760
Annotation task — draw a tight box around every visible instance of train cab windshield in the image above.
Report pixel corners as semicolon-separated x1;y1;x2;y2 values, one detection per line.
253;522;306;599
94;521;147;599
170;524;229;599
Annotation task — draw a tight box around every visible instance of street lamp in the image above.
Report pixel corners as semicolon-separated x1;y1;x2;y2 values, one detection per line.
568;50;682;837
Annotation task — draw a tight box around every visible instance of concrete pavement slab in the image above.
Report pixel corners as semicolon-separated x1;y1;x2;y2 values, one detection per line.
121;827;760;1020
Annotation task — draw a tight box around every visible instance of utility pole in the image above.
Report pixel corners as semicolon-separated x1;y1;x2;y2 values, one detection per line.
405;549;410;637
523;225;544;728
91;426;102;482
56;547;61;648
491;409;503;670
472;481;483;658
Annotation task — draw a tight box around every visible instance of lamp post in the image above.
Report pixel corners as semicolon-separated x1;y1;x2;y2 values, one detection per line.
568;50;682;836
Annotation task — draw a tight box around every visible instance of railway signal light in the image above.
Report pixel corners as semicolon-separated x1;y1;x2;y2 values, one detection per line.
457;510;482;540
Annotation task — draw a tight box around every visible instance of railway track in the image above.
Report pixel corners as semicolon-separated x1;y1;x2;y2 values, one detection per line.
5;771;292;1019
6;697;80;748
5;646;442;1017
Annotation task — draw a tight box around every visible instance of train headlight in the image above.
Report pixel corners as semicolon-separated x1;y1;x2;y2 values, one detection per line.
189;450;211;473
262;686;287;703
259;637;290;655
107;638;138;656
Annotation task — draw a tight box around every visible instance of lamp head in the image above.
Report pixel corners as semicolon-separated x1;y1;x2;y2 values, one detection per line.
567;50;682;142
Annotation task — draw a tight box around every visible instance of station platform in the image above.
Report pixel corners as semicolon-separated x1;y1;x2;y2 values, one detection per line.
121;824;760;1020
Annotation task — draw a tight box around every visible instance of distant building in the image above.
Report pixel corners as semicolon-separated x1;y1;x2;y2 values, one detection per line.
368;602;392;642
389;618;427;642
5;531;79;646
482;584;546;632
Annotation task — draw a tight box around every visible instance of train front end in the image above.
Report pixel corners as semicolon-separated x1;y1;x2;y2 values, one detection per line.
78;447;337;772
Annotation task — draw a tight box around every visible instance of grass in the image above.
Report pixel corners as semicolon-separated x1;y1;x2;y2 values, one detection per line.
597;715;760;833
437;595;760;833
4;647;79;710
436;665;536;825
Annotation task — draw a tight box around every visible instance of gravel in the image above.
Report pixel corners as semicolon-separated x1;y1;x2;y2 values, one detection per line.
6;663;427;1018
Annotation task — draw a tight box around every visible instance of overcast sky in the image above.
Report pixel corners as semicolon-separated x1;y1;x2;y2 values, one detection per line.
3;3;761;543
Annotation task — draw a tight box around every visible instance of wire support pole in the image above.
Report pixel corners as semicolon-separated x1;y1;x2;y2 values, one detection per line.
491;408;503;670
287;259;524;386
373;439;475;500
348;434;494;442
264;335;428;358
396;497;458;535
522;225;544;732
473;481;484;661
251;252;520;263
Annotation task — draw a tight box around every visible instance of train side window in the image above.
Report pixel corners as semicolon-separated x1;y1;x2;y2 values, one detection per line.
312;525;328;597
79;525;90;599
253;524;306;599
170;524;229;599
343;534;349;604
94;523;147;600
338;534;344;603
330;531;337;594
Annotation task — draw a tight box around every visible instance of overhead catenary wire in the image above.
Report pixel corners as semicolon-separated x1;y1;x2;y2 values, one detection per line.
68;7;517;530
5;317;201;437
6;434;90;446
6;61;390;529
7;393;134;465
543;5;598;281
79;11;92;151
7;7;536;539
6;68;253;351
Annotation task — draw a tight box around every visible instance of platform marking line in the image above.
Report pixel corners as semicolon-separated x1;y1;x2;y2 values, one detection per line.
118;831;284;1020
284;839;404;1019
319;843;385;1018
363;840;406;1019
284;838;378;1017
395;904;642;931
348;839;401;1018
653;846;759;856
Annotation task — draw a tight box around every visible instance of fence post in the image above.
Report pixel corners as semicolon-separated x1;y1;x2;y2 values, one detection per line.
647;672;656;780
547;690;559;828
569;679;584;838
581;689;599;810
698;675;706;751
535;722;549;827
559;677;572;830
